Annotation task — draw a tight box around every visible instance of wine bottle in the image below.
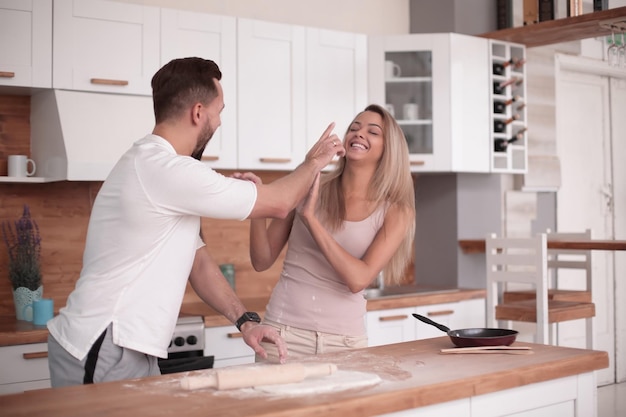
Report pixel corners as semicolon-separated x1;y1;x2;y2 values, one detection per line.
493;59;513;76
493;114;519;133
493;95;522;114
494;128;527;152
493;81;505;95
512;58;526;70
499;77;520;88
494;58;526;76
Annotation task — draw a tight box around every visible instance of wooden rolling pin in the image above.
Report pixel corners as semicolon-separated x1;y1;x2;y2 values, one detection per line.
180;362;337;390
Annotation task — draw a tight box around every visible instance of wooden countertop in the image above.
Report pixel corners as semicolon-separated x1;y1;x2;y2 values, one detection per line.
0;289;485;347
0;337;608;417
459;238;626;254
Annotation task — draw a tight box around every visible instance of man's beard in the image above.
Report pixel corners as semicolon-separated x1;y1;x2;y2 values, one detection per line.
191;122;215;161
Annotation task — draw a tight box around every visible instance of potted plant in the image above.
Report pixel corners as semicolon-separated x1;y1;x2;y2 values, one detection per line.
2;204;43;321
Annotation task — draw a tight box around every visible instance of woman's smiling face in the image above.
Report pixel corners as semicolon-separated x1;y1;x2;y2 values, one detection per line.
344;110;385;163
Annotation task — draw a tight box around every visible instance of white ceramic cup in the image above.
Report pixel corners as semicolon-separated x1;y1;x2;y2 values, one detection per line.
384;60;401;79
403;103;419;120
384;104;395;117
7;155;36;177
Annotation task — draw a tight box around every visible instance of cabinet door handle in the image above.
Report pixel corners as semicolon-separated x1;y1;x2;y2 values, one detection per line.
410;160;425;166
427;309;454;317
0;71;15;78
227;332;243;339
90;78;129;86
23;351;48;360
201;156;219;161
259;158;292;164
379;314;408;322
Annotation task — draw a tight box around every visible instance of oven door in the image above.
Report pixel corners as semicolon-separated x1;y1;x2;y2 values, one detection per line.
158;351;214;374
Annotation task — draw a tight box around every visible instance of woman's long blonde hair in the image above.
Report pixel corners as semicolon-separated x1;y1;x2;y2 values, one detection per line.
317;104;416;285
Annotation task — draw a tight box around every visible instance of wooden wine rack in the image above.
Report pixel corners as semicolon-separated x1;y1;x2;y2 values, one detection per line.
489;40;528;173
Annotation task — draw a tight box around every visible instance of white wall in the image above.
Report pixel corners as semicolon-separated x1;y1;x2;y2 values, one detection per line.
111;0;410;35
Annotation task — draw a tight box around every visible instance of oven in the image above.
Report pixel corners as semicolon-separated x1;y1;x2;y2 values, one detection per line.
158;316;214;374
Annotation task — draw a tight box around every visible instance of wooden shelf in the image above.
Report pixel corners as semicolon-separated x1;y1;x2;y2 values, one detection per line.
459;239;626;254
479;7;626;48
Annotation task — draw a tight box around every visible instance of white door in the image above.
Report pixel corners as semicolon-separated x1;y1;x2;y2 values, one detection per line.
555;69;617;386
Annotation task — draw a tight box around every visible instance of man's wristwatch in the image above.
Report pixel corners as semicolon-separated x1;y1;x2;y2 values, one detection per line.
235;312;261;331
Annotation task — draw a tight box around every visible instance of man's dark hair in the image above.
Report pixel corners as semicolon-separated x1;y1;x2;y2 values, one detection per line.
151;57;222;123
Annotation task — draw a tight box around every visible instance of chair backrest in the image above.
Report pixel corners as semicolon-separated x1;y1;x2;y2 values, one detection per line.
485;233;549;341
546;229;592;293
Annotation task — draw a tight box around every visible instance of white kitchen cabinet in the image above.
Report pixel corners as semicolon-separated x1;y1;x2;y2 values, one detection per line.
366;307;415;347
368;33;491;173
0;0;52;89
0;342;50;395
451;298;486;330
160;9;238;169
53;0;160;96
204;326;254;368
413;302;457;339
367;298;486;347
237;18;307;170
305;27;368;164
378;373;595;417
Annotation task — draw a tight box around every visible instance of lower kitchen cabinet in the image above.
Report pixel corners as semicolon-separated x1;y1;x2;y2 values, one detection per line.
203;326;254;368
378;373;595;417
366;307;415;347
0;342;50;395
366;298;486;347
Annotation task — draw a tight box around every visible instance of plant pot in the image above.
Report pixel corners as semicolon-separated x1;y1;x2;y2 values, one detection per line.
13;285;43;322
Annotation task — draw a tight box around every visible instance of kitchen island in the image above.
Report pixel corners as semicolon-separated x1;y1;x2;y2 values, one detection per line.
0;337;608;417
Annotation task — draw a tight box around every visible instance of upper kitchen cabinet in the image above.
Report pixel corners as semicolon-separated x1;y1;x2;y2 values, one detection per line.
161;9;237;169
237;18;306;171
0;0;52;89
53;0;160;96
368;33;491;173
305;28;368;165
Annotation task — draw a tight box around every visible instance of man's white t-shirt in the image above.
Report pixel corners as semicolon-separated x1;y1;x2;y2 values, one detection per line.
47;135;256;360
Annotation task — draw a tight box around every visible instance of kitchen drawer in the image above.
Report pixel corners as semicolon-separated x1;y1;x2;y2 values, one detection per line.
414;302;457;340
366;307;415;347
0;342;50;387
203;326;253;360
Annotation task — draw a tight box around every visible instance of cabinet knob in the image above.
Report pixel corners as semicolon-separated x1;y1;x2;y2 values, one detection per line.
0;71;15;78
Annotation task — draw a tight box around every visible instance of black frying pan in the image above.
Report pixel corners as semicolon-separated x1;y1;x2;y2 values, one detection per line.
412;314;518;348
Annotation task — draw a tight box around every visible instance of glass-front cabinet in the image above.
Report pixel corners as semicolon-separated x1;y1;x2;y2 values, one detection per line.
369;33;492;173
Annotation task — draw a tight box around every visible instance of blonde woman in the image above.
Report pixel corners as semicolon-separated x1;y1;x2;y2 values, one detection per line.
246;104;415;361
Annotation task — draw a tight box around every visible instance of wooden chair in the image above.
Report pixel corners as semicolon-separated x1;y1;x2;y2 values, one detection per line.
485;233;595;347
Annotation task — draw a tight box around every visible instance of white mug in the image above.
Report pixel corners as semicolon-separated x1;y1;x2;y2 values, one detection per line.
385;60;401;79
7;155;36;177
403;103;419;120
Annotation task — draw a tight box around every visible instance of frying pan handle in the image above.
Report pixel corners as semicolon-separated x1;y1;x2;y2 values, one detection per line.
412;313;451;333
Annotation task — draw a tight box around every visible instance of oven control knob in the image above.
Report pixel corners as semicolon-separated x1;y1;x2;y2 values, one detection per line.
174;336;185;347
186;335;198;345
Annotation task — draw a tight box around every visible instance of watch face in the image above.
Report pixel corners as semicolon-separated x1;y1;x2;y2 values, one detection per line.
245;312;261;322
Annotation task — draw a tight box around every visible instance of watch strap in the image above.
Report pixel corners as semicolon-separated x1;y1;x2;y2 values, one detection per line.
235;312;261;331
